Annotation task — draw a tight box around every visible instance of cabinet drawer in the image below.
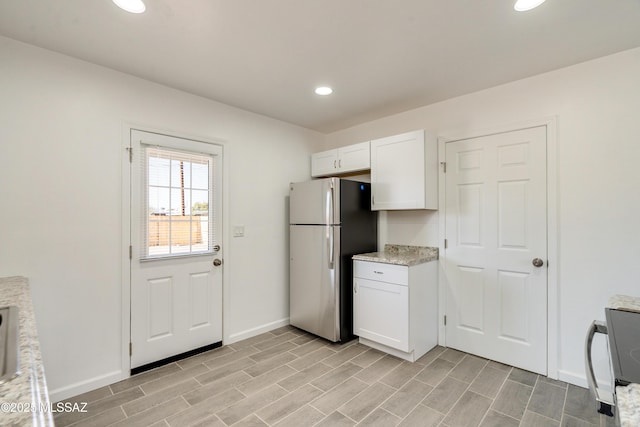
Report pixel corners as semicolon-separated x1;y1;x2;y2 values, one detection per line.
354;260;408;285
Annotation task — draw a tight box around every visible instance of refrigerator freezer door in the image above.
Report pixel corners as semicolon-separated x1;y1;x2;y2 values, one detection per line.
290;178;341;225
290;224;341;341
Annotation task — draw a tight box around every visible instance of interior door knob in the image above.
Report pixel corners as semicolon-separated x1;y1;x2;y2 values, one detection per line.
213;259;222;267
532;258;544;268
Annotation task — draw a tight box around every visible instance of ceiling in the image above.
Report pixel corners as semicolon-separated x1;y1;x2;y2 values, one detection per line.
1;1;640;133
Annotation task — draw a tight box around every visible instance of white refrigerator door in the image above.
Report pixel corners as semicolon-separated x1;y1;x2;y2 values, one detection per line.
290;224;341;341
290;178;341;225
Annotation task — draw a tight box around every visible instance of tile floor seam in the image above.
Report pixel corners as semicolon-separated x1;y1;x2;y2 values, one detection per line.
308;376;366;416
470;365;513;401
384;387;433;426
489;408;522;424
363;381;408;424
526;374;571;423
434;374;474;421
251;412;270;427
525;409;562;425
476;399;492;427
336;408;359;425
520;374;539;421
557;385;570;427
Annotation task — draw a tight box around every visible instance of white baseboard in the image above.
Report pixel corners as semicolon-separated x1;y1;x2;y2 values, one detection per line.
557;369;613;394
48;369;128;403
50;319;291;401
225;317;290;345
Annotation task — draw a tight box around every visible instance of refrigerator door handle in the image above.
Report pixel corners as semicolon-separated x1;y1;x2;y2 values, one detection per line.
325;179;335;225
327;227;334;270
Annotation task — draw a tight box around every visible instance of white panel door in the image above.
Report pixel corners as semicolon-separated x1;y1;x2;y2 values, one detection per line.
444;126;547;374
129;130;223;369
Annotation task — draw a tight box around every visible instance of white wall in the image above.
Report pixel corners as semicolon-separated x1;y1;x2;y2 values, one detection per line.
325;47;640;388
0;36;323;401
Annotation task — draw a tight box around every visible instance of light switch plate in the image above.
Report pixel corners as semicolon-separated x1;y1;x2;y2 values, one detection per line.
233;225;245;237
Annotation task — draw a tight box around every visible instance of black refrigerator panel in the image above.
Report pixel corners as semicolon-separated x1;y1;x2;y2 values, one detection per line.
338;180;378;341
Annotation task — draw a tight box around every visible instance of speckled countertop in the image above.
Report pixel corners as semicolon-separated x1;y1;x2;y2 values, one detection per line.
609;295;640;425
608;295;640;313
0;276;54;426
353;244;439;266
617;383;640;427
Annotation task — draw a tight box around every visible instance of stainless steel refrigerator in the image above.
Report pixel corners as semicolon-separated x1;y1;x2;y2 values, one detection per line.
289;178;377;342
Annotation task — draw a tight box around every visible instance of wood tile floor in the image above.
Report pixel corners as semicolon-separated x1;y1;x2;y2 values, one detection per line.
54;326;616;427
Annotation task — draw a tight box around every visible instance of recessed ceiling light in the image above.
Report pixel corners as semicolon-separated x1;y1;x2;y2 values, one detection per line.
113;0;146;14
514;0;546;11
315;87;333;96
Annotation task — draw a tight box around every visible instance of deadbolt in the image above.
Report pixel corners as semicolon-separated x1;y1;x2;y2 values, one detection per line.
213;259;222;267
532;258;544;268
213;244;221;252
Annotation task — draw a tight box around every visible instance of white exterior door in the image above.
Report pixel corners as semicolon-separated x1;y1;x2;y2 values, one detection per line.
444;126;548;374
129;130;223;369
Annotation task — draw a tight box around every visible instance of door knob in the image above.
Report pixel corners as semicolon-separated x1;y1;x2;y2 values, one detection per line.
532;258;544;268
213;259;222;267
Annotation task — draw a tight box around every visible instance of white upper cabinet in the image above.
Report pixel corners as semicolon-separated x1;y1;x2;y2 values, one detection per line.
370;130;438;210
311;141;370;177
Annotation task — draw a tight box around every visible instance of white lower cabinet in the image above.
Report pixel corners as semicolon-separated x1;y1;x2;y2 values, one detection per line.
353;259;437;362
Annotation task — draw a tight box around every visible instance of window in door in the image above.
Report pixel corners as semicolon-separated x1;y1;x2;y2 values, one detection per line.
141;145;216;259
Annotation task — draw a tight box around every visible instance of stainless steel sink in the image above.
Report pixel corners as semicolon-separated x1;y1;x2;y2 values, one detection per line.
0;306;20;383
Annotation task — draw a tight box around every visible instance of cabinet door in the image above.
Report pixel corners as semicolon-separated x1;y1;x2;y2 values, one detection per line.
354;277;409;351
371;130;427;210
311;149;338;177
337;141;370;173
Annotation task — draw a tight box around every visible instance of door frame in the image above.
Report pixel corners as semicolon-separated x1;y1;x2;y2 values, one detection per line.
120;122;228;376
437;116;558;378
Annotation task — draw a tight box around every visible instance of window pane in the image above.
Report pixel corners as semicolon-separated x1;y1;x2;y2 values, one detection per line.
191;190;208;216
148;155;170;187
170;187;184;216
171;159;193;188
149;186;170;216
170;219;191;254
148;220;170;256
194;219;209;252
192;162;209;190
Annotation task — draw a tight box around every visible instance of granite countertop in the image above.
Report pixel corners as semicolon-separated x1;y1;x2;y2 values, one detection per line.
608;295;640;313
617;383;640;426
0;276;54;426
353;244;439;266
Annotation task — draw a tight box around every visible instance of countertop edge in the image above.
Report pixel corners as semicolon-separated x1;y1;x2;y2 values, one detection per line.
0;276;54;426
353;245;439;266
